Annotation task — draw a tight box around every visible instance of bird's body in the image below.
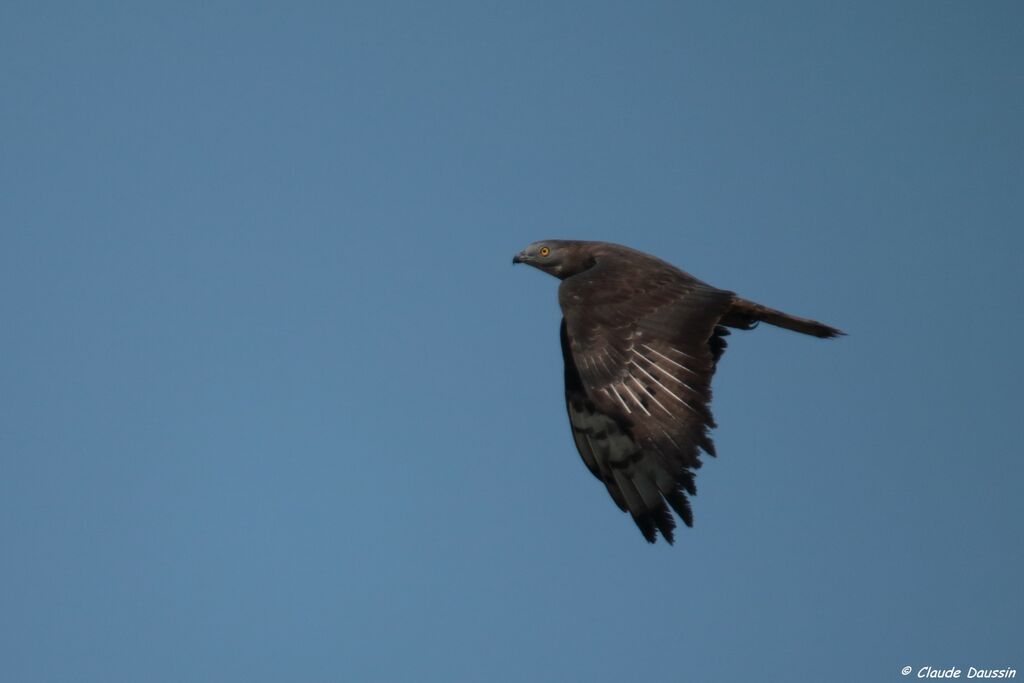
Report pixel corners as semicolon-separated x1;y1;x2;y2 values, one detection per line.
513;240;842;543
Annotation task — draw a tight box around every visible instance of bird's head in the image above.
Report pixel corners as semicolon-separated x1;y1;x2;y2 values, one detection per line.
512;240;596;279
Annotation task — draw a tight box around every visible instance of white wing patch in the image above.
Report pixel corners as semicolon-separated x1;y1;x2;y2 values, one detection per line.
641;344;697;376
578;342;704;421
608;385;631;414
629;373;672;416
627;354;700;417
667;346;699;361
621;382;651;416
632;349;701;396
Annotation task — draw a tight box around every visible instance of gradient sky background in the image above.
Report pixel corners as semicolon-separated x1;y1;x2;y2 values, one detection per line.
2;2;1022;682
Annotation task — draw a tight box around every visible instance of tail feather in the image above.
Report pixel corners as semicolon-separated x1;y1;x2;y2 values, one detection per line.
724;297;844;338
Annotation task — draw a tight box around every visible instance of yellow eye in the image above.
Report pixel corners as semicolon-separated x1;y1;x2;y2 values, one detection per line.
539;246;551;257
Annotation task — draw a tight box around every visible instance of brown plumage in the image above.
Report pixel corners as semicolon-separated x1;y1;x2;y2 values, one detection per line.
513;240;843;544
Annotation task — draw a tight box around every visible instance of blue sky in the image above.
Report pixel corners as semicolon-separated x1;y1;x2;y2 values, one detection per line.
2;2;1021;681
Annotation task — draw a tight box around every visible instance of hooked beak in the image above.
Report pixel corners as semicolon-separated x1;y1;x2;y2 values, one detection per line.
512;251;528;265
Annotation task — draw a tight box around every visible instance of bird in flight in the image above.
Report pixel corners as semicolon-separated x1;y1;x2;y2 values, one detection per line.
513;240;843;544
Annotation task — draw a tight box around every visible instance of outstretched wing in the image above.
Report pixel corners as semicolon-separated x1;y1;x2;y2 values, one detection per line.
559;259;735;543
